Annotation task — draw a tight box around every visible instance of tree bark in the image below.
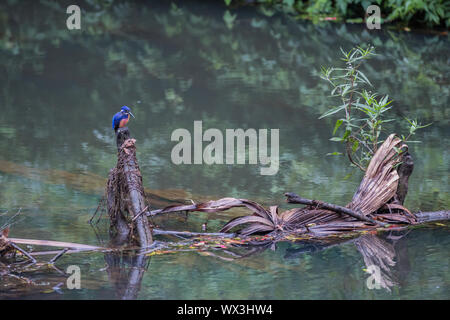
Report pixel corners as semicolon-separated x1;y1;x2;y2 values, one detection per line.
116;127;131;151
414;211;450;223
392;152;414;205
107;168;130;244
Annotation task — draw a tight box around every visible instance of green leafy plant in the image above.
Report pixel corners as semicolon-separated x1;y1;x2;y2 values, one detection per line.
228;0;449;28
385;0;450;27
320;46;431;171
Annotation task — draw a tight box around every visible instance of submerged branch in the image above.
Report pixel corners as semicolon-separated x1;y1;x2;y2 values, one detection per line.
48;248;69;264
9;242;36;263
153;228;235;238
0;208;22;232
8;238;103;250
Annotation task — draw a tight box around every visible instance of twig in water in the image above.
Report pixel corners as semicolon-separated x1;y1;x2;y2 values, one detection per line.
89;196;106;225
50;265;65;275
49;248;69;265
0;208;22;231
9;242;36;264
197;251;235;262
153;229;236;238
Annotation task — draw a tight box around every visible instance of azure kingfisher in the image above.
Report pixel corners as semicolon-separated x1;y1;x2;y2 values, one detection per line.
112;106;135;132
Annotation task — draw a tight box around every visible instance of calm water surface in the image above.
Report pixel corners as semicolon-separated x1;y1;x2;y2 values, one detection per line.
0;1;448;299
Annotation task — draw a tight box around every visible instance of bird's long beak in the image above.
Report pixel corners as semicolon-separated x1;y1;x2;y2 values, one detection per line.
129;112;135;118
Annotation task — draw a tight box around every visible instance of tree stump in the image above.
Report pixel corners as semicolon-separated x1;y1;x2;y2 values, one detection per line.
107;127;153;248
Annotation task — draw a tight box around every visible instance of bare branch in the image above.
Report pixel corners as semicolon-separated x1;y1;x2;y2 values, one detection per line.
284;193;385;226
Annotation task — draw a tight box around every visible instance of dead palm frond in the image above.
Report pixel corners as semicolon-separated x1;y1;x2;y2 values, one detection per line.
349;134;407;216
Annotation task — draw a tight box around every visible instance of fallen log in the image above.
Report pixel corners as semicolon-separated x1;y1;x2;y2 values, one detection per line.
145;196;448;236
414;211;450;223
2;235;101;264
143;134;448;237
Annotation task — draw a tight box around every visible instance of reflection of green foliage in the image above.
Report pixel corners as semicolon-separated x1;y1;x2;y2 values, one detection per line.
223;10;237;30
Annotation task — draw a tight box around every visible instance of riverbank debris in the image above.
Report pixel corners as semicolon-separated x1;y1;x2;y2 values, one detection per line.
148;134;444;239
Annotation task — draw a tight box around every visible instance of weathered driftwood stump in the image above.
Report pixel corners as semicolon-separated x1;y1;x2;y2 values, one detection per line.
107;127;153;248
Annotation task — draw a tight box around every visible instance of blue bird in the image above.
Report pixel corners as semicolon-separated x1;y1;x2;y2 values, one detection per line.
112;106;135;132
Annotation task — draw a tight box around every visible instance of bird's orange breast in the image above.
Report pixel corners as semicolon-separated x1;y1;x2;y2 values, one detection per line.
119;115;130;128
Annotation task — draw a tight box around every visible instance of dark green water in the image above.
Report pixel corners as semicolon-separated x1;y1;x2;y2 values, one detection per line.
0;1;448;299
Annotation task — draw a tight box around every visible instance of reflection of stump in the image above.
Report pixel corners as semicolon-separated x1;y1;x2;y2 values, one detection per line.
107;127;153;248
354;234;397;291
104;251;149;300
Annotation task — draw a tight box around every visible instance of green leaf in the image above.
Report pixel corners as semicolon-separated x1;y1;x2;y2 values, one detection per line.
330;137;343;142
319;104;347;119
357;70;372;86
326;152;343;156
340;47;350;60
352;140;359;153
333;119;344;135
341;84;351;96
342;129;351;140
343;172;354;180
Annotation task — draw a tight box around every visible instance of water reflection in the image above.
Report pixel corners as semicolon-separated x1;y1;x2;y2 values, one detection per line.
102;229;439;297
1;224;448;299
103;229;440;298
104;250;150;300
0;1;448;209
